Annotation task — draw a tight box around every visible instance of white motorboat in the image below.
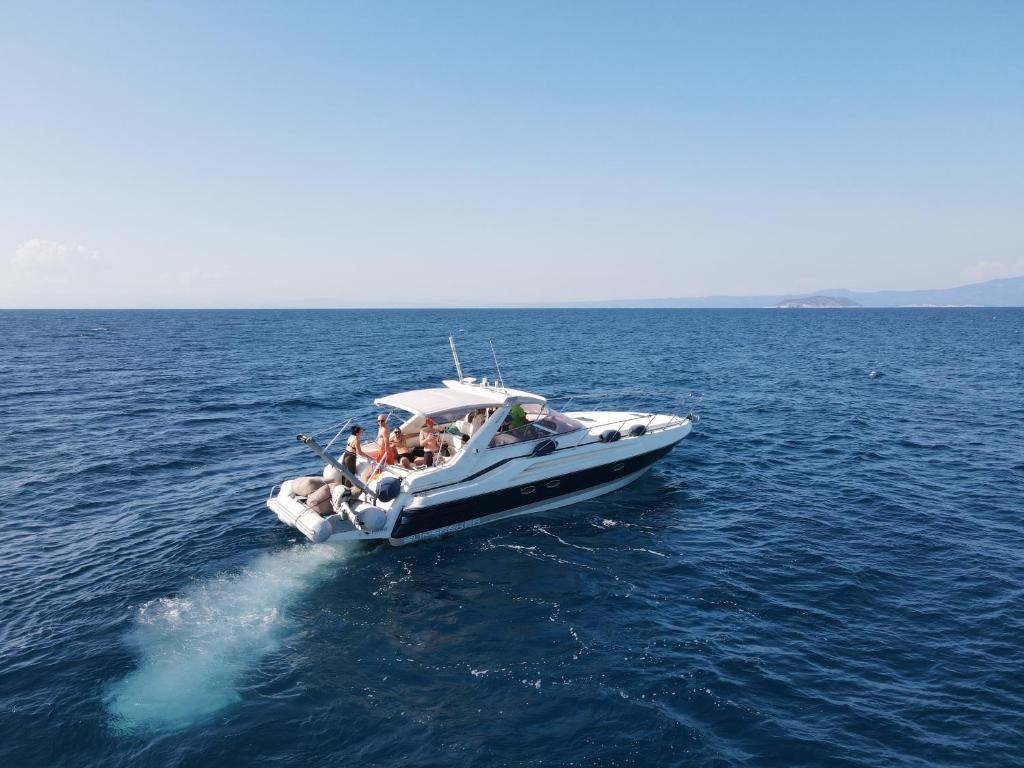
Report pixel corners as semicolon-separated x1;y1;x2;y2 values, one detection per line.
267;343;695;545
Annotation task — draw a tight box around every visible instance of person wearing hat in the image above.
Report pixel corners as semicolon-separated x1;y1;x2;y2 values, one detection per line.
419;418;442;467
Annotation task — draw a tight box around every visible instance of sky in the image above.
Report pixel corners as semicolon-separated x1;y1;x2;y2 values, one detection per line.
1;1;1022;308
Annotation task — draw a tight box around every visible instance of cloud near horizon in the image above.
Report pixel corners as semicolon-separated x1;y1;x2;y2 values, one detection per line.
2;239;253;308
3;239;107;306
12;238;101;268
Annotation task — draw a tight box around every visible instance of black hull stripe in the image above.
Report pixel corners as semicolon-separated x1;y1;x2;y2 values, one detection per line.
414;429;591;494
391;444;675;539
415;454;521;494
416;427;684;494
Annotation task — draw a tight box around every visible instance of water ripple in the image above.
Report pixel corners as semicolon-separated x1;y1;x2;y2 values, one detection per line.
0;308;1021;767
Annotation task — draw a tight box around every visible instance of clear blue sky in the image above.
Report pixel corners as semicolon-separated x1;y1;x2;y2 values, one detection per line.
2;1;1022;307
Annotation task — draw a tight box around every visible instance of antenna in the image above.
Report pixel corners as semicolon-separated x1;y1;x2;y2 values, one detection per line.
448;334;465;382
489;340;506;390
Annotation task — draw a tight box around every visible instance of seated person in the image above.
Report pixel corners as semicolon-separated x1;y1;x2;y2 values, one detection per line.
390;426;416;469
471;409;487;433
508;404;528;430
419;418;442;467
497;405;527;433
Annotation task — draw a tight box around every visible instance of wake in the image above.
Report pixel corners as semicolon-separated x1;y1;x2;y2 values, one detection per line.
105;543;351;732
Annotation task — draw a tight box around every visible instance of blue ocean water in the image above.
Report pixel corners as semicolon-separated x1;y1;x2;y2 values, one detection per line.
0;308;1021;768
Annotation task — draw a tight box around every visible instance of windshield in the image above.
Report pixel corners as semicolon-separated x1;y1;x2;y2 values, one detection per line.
488;404;583;447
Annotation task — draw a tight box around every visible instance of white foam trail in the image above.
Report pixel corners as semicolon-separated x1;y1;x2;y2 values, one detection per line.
105;543;352;732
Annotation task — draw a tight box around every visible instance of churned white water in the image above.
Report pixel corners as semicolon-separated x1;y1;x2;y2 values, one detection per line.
105;543;351;732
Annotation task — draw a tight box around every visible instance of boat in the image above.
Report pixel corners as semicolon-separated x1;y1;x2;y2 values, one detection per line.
267;341;695;545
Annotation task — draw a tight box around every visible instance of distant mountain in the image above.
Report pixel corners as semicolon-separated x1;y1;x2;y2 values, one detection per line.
776;295;861;309
811;275;1024;307
561;275;1024;308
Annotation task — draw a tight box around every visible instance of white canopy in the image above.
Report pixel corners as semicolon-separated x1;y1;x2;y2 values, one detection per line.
374;383;545;417
374;387;507;416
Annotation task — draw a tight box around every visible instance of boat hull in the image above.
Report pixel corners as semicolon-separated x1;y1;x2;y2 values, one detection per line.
389;442;676;544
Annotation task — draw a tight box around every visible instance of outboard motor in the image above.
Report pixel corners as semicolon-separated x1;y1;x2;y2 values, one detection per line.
331;486;388;533
331;485;352;512
354;504;387;532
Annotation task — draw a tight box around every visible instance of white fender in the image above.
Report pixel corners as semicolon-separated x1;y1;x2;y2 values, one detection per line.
353;503;387;532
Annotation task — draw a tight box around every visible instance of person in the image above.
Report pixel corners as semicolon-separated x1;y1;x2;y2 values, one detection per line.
419;417;441;467
374;414;392;465
508;403;528;430
390;426;416;469
470;408;487;433
342;425;369;487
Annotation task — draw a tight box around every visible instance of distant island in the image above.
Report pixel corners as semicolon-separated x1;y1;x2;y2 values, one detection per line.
776;295;861;309
548;275;1024;309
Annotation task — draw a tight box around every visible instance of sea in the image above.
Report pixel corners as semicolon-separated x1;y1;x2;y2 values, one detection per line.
0;308;1021;768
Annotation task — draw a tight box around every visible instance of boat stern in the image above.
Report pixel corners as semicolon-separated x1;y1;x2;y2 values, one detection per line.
267;476;401;543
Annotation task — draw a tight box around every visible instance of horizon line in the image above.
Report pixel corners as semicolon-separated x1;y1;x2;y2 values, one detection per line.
1;305;1021;312
3;274;1021;312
